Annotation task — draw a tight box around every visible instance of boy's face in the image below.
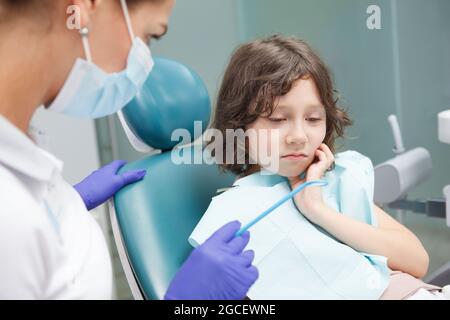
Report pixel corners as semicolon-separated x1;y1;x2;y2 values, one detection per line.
246;77;327;177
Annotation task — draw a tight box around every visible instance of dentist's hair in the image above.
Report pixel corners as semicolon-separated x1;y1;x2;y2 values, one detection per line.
0;0;49;16
0;0;163;22
210;34;353;176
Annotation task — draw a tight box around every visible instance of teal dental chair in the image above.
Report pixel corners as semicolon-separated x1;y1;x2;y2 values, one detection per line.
109;58;235;300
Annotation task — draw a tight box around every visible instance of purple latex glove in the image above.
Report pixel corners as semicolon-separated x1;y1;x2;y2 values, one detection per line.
74;160;146;211
164;221;259;300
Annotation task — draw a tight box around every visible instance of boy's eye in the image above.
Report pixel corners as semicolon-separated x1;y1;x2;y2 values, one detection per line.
269;118;287;123
306;118;322;122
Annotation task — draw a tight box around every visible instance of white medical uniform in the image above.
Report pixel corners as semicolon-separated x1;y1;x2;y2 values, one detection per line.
0;115;113;299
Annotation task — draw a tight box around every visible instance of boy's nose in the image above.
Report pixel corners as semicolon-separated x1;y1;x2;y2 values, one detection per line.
286;125;308;145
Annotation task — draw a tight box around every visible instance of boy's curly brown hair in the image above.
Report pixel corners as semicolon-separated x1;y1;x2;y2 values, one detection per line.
208;34;353;176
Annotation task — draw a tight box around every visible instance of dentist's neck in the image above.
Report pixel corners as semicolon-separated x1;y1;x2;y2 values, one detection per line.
0;20;81;135
0;26;54;134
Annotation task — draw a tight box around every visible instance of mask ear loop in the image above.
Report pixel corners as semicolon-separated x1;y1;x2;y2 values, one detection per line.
117;0;156;153
120;0;135;40
80;1;133;63
79;27;93;63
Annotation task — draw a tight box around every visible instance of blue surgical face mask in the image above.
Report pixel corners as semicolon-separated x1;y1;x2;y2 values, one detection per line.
48;0;154;120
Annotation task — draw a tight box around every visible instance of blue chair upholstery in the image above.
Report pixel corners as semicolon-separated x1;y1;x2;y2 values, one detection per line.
122;57;211;151
112;57;235;299
114;149;234;299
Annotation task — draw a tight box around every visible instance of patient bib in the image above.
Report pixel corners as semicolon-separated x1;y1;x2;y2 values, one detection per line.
189;150;390;299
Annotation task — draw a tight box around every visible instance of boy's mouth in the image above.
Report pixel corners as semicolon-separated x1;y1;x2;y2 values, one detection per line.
281;152;308;160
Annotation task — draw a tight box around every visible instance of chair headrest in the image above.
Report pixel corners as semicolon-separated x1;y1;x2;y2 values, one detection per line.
122;57;211;151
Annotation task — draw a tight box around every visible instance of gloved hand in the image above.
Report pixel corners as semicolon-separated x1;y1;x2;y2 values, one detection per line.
74;160;146;211
164;221;259;300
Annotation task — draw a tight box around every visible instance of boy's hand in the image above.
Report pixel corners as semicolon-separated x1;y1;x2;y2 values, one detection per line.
287;143;334;223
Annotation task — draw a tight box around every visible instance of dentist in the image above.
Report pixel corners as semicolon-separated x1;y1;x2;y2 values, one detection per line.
0;0;257;299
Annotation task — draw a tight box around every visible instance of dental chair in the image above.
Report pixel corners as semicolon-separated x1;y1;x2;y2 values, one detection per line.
109;57;235;300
